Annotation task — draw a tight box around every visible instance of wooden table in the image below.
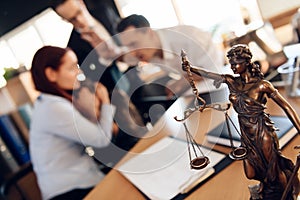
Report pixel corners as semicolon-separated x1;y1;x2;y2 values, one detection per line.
85;88;300;200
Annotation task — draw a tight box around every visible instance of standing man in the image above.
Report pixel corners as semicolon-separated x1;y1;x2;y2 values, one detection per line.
50;0;123;92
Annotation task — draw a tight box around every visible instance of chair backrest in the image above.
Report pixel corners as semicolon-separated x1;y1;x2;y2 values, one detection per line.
0;162;42;200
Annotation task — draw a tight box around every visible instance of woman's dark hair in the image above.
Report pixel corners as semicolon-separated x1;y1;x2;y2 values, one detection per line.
31;45;73;101
117;14;150;33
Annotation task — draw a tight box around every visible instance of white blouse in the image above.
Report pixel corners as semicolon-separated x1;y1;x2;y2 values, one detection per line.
29;93;115;200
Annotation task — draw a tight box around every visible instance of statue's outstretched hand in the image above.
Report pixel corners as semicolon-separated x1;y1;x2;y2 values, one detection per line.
182;60;189;72
213;79;222;89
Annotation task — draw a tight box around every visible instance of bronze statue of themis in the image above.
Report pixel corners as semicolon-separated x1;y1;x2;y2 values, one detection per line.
176;44;300;200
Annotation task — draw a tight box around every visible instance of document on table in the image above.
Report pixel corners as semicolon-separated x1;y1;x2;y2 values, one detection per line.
117;136;227;200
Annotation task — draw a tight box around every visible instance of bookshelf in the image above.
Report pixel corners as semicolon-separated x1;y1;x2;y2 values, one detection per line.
0;71;38;183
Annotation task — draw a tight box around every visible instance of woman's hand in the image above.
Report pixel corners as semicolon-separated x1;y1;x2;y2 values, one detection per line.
74;87;100;123
95;82;110;105
94;83;119;135
112;122;119;136
75;82;111;122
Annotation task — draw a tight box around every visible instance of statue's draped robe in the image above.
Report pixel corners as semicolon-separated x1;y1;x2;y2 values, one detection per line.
223;75;298;199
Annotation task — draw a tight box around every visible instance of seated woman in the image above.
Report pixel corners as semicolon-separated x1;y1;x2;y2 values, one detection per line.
29;45;116;200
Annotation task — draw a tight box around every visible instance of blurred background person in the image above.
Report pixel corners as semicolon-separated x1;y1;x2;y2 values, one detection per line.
50;0;124;93
29;45;116;200
116;14;225;98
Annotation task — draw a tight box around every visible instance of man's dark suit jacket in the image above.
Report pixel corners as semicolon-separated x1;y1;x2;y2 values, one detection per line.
67;1;122;92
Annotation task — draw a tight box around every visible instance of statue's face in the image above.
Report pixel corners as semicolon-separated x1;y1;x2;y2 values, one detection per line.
229;58;247;74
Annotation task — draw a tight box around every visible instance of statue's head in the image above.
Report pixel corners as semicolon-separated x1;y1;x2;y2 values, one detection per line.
227;44;264;78
226;44;252;64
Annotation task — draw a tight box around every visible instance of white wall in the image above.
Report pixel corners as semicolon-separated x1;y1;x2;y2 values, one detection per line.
258;0;300;19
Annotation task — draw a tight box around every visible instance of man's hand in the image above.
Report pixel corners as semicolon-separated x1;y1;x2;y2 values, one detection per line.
80;27;119;62
80;27;104;48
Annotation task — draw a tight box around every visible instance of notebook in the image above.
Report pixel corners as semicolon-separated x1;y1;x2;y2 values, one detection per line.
117;136;230;200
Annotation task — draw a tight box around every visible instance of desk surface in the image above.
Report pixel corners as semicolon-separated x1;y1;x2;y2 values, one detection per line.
85;88;300;200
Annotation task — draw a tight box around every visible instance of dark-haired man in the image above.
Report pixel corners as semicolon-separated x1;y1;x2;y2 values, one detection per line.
117;14;225;97
50;0;123;91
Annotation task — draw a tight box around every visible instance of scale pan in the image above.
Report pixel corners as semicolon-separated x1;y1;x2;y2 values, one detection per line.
229;147;248;160
190;156;210;170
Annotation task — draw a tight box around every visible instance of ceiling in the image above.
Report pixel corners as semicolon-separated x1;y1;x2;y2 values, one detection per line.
0;0;118;37
0;0;48;37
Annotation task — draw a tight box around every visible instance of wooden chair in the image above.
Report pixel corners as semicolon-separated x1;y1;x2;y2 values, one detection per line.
0;162;42;200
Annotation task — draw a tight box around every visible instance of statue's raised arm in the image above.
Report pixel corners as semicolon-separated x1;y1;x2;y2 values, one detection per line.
181;50;223;81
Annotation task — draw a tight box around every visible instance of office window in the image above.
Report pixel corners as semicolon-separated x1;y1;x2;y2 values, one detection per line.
0;41;19;87
0;8;72;87
174;0;245;41
7;26;44;69
175;0;242;29
0;41;19;69
34;9;72;46
115;0;263;42
116;0;178;28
